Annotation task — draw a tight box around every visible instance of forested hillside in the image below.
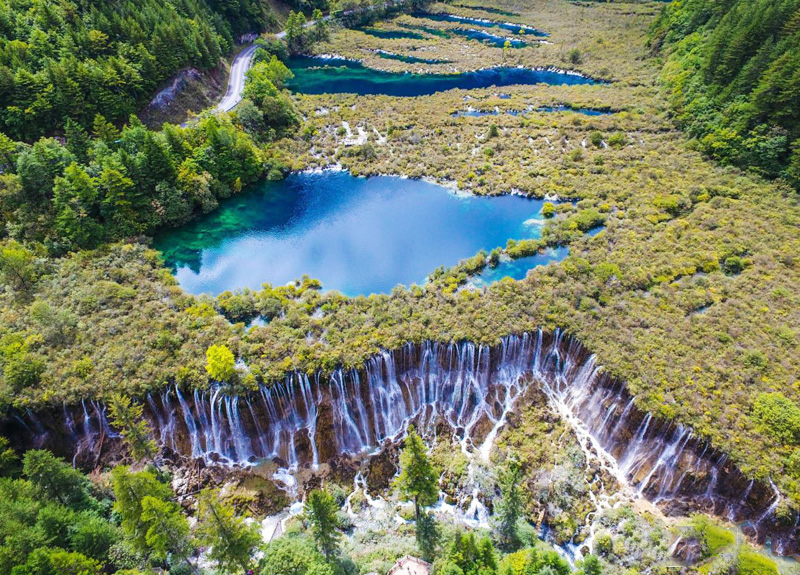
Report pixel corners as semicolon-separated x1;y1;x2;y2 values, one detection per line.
0;0;298;140
650;0;800;189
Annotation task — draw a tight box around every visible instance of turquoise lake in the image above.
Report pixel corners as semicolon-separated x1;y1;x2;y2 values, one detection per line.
155;171;556;297
472;248;569;287
285;57;598;96
452;105;614;118
415;12;547;36
375;50;450;64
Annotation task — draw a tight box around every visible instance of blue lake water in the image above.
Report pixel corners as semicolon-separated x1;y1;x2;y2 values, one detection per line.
155;171;557;296
452;105;615;118
375;50;450;64
472;248;569;287
451;28;527;48
285;57;599;96
416;12;547;36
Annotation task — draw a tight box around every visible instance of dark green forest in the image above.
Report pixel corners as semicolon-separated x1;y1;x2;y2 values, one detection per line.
0;35;304;252
0;0;293;140
650;0;800;188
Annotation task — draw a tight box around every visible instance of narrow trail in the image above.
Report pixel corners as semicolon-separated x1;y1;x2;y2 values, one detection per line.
215;18;320;113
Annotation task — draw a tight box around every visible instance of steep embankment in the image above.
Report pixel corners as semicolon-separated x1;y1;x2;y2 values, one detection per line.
4;331;797;555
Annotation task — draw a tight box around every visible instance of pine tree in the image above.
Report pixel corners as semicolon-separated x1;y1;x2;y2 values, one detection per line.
112;466;173;551
108;394;159;465
416;509;440;561
312;8;329;41
494;456;523;550
393;425;439;558
140;495;198;573
195;489;261;574
305;489;342;558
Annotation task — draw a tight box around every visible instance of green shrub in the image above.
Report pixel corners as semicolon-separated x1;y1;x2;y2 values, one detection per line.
608;132;627;148
737;549;778;575
752;392;800;445
205;344;236;382
690;515;734;554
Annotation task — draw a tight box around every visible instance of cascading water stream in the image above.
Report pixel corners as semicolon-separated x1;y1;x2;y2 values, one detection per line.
4;329;797;557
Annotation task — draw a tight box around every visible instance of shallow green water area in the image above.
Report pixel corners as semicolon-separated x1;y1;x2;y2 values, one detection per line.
398;22;453;37
375;50;450;64
285;57;598;97
155;171;557;296
450;28;528;48
359;27;425;40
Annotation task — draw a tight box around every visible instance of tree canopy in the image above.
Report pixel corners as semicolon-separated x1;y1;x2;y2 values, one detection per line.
651;0;800;189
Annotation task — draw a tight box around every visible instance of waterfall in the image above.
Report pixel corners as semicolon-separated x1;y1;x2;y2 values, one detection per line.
3;329;797;556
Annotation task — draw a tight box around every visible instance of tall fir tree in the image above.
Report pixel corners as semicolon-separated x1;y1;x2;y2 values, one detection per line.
108;394;158;465
305;489;342;558
393;425;439;558
494;456;523;550
195;489;261;574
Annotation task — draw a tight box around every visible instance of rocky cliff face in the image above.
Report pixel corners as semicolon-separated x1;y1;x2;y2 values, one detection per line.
3;329;798;555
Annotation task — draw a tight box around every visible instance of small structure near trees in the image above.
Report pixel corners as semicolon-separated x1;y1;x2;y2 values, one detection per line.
386;555;430;575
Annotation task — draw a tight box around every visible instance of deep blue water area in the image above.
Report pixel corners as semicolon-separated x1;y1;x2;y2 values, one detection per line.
416;12;547;37
472;248;569;287
155;171;559;296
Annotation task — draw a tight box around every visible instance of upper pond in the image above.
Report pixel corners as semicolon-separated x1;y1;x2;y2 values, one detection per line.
155;171;555;297
415;12;547;36
285;57;598;96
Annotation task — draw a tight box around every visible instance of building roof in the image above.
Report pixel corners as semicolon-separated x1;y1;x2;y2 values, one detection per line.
387;556;431;575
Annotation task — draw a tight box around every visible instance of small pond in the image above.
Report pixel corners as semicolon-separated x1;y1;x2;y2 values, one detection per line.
416;12;547;36
450;28;528;48
374;50;450;64
398;22;453;37
155;171;560;297
285;57;599;96
452;105;615;118
471;248;569;287
359;27;425;40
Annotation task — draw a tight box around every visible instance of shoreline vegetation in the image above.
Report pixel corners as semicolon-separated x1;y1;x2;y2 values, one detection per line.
0;1;799;570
